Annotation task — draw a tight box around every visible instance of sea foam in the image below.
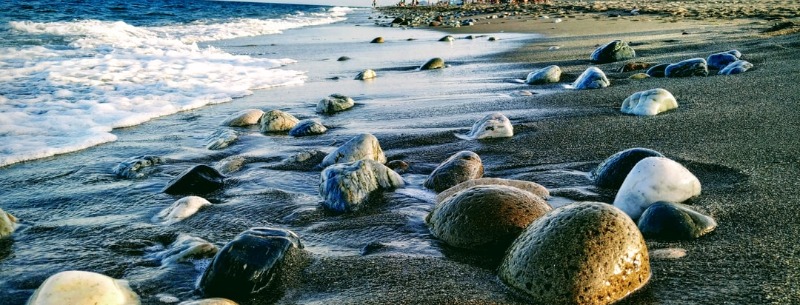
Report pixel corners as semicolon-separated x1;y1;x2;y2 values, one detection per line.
0;8;350;167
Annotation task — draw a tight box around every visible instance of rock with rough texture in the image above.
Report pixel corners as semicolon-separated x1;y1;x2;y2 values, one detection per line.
27;270;140;305
198;227;303;299
645;63;669;77
572;67;610;89
370;37;384;43
439;35;455;42
427;185;552;250
420;57;446;70
665;58;709;77
153;196;211;225
289;119;327;137
499;202;650;305
259;110;299;133
424;151;484;193
592;148;665;189
319;160;404;212
638;201;717;240
355;69;377;80
178;299;238;305
221;109;263;127
620;88;678;116
149;234;218;264
590;40;636;63
613;157;702;220
113;155;163;179
706;52;739;70
206;129;237;150
458;112;514;140
163;165;225;195
321;134;386;167
269;149;327;171
0;208;18;239
525;65;561;84
436;178;550;203
719;60;753;75
316;94;354;114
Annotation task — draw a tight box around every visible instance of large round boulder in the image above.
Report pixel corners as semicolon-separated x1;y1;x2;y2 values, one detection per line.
499;202;650;305
525;65;561;85
197;228;303;300
162;165;225;195
590;40;636;63
424;151;484;193
221;109;263;127
592;147;664;189
436;178;550;203
613;157;702;220
572;67;610;90
620;88;678;116
259;110;299;133
665;58;708;77
319;159;404;212
638;201;717;240
458;112;513;140
320;133;386;167
426;185;552;250
27;270;140;305
316;94;354;114
0;208;18;239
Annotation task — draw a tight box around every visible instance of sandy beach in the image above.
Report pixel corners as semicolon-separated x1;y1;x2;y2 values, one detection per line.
1;1;799;304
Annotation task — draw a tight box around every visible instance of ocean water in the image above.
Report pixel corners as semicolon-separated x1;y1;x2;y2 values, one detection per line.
0;1;561;304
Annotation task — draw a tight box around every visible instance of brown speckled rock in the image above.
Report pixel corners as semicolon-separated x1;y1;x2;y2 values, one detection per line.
436;178;550;203
423;151;483;193
499;202;650;305
426;185;552;250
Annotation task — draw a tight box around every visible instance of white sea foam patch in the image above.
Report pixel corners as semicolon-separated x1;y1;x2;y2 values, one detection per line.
0;9;350;167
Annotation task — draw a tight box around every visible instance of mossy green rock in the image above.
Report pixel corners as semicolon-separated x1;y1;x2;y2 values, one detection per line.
499;202;651;305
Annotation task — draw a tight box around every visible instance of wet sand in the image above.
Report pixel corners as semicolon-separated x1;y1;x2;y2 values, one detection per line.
274;2;800;304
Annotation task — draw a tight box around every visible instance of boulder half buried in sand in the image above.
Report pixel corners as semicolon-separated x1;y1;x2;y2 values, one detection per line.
427;185;552;250
620;88;678;116
592;147;665;189
706;51;739;70
221;109;263;127
646;63;669;77
319;159;404;212
457;112;514;140
355;69;376;80
572;67;610;89
436;177;550;203
420;57;445;70
590;40;636;63
27;270;140;305
665;58;708;77
163;165;225;195
525;65;561;85
638;201;717;240
197;227;303;300
316;94;354;114
613;157;701;220
289;119;327;137
0;208;18;239
321;133;386;167
424;151;484;193
719;60;753;75
259;109;299;133
499;202;650;305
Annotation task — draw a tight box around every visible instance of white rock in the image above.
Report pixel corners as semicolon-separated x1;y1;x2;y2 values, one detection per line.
525;65;561;85
620;88;678;116
355;69;377;80
220;109;263;127
319;159;405;212
27;270;140;305
458;112;513;140
613;157;701;219
572;67;610;89
321;134;386;167
259;109;299;133
153;196;211;225
0;208;18;238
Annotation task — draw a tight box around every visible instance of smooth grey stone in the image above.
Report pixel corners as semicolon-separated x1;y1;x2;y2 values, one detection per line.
259;109;299;133
572;67;610;89
113;155;163;179
320;133;386;167
665;58;708;77
319;159;404;212
590;40;636;63
420;57;445;70
525;65;561;85
706;52;738;70
638;201;717;240
316;94;354;114
288;119;327;137
592;147;664;189
162;165;225;195
719;60;753;75
423;151;483;192
221;109;263;127
646;63;670;77
197;227;303;300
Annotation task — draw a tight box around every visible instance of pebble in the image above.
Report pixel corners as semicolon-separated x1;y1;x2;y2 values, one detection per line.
259;109;299;133
320;133;386;167
590;40;636;63
459;112;514;140
220;109;263;127
317;94;355;114
319;159;404;212
638;201;718;240
525;65;561;85
613;157;702;220
162;165;225;195
719;60;753;75
289;119;327;137
420;57;446;70
665;58;709;77
423;151;484;193
572;67;610;89
620;88;678;116
355;69;377;80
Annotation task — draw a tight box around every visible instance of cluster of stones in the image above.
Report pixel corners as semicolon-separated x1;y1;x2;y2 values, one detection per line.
645;49;751;77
